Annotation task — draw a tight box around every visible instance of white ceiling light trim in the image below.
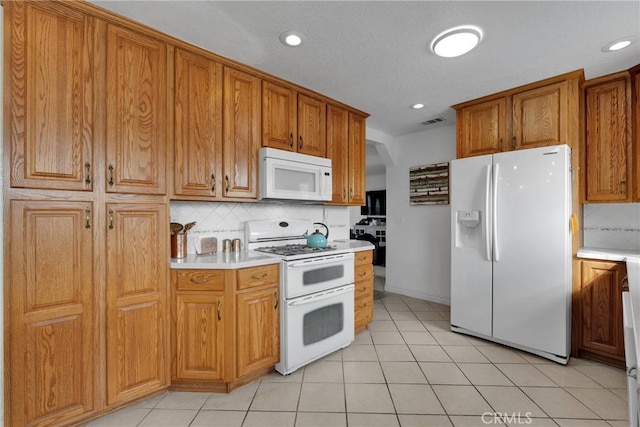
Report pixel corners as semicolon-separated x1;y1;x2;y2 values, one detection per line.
602;37;635;52
280;31;305;47
411;103;425;109
431;25;483;58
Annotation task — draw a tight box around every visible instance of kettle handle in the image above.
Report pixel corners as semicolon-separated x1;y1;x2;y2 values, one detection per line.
313;222;329;239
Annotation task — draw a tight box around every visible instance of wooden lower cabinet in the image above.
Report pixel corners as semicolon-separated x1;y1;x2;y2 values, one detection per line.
171;264;279;392
8;200;97;426
354;250;374;333
575;260;627;367
106;203;169;404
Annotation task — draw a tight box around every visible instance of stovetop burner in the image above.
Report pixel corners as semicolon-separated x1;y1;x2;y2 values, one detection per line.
254;244;338;257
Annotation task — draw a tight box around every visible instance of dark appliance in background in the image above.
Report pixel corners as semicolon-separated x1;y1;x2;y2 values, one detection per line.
361;190;386;216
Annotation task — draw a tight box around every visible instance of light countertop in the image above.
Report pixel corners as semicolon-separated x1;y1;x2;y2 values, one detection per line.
577;247;640;262
170;240;375;269
170;252;281;269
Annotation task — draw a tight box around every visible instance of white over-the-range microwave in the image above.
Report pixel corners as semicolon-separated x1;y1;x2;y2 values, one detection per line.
259;147;332;202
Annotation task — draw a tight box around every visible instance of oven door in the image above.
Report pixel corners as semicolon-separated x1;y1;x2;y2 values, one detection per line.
277;284;354;375
284;252;355;299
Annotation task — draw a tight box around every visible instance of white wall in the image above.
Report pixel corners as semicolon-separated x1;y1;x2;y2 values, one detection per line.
384;125;456;304
583;203;640;250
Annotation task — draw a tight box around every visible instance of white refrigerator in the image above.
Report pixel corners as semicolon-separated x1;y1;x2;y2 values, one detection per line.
450;144;572;364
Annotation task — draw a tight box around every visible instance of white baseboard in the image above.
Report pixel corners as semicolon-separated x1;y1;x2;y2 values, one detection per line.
383;284;450;306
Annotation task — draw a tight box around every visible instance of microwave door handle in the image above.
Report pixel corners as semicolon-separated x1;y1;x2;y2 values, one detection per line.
288;285;354;306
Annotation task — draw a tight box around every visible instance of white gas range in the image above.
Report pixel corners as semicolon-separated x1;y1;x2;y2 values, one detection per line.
245;219;355;375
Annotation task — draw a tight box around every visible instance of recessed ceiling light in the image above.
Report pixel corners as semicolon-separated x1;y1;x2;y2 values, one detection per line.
411;103;425;110
279;31;304;47
431;25;483;58
603;39;632;52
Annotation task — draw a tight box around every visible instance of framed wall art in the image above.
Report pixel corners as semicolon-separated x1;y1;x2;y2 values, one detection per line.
409;162;449;205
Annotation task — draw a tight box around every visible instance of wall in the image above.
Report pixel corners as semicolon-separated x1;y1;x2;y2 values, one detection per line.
349;171;387;227
385;125;456;304
583;203;640;250
170;201;351;254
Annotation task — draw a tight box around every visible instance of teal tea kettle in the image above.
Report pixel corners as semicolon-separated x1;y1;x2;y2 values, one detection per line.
305;222;329;248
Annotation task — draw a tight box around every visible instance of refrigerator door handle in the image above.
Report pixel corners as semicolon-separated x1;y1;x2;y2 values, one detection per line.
492;162;500;262
484;164;492;261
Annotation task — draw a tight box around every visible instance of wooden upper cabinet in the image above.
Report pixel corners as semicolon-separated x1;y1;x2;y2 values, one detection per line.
579;260;626;362
513;80;568;150
298;93;327;157
262;80;297;151
223;66;261;199
7;1;96;191
8;200;96;426
327;104;350;203
105;24;167;195
454;70;582;159
173;48;223;198
456;98;506;158
348;113;366;205
584;73;632;202
631;65;640;202
106;203;169;405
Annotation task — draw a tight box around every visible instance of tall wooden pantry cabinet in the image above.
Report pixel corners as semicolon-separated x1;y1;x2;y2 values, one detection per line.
4;1;170;425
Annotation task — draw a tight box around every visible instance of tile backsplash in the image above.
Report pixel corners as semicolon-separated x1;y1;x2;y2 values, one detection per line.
170;201;351;254
583;203;640;250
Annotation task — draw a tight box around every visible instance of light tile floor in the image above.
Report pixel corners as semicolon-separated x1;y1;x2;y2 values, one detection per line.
86;292;629;427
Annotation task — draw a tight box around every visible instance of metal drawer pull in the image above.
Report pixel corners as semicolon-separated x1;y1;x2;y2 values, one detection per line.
85;163;91;185
85;207;91;229
251;272;268;280
217;300;222;321
211;173;216;192
190;277;210;284
108;164;114;187
108;209;114;230
225;175;230;192
290;132;294;148
359;286;367;292
358;271;368;277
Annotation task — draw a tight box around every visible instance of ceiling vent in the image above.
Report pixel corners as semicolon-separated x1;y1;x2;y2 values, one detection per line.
421;116;447;126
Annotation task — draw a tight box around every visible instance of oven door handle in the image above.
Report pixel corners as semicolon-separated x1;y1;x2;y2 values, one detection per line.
288;285;354;306
287;255;352;269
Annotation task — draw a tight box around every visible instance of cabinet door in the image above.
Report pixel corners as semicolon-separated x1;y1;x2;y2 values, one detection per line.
456;98;506;158
9;200;95;426
223;67;260;199
348;113;367;205
106;24;167;195
106;203;169;404
176;293;225;380
236;287;279;378
512;81;568;150
298;94;326;157
262;81;297;151
580;261;626;359
326;105;349;204
8;1;95;191
174;48;223;198
584;77;631;202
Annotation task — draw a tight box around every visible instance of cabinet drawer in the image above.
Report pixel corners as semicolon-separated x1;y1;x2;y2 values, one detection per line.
354;250;373;265
355;296;373;328
355;264;373;283
237;264;279;290
175;269;225;291
354;280;373;299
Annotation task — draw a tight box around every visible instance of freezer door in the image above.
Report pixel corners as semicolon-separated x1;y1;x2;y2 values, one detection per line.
450;154;493;336
492;145;571;358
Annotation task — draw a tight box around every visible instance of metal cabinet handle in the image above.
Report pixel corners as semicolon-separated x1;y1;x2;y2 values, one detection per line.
290;133;294;149
350;188;354;200
298;135;303;150
357;255;366;261
621;180;626;195
211;173;216;192
108;209;114;230
85;207;91;229
85;163;91;185
189;277;210;284
251;272;268;280
358;286;367;292
225;175;229;192
512;136;516;150
217;300;222;321
343;189;347;199
358;271;368;277
274;290;278;310
108;164;114;187
499;138;503;152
